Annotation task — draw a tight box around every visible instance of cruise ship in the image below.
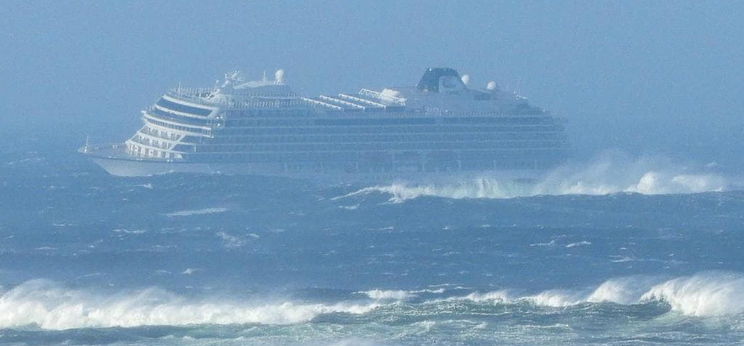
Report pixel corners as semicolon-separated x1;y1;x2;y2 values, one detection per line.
81;68;569;182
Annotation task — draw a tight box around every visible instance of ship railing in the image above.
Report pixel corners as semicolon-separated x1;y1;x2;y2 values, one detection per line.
319;95;366;110
417;108;550;117
80;143;127;156
300;97;344;111
170;87;298;99
359;89;406;106
166;89;308;110
170;87;216;96
338;93;386;108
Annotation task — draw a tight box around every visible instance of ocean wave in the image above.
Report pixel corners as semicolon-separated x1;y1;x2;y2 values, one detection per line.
522;289;585;307
360;289;414;300
358;288;446;301
336;153;728;202
2;272;743;331
430;272;744;317
0;280;380;330
164;207;229;217
640;272;744;316
443;290;510;303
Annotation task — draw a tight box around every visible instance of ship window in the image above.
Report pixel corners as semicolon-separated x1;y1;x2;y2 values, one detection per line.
314;118;436;126
150;108;211;126
157;98;212;116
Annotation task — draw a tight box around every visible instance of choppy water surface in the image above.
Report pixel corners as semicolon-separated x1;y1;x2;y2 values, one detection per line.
2;147;744;345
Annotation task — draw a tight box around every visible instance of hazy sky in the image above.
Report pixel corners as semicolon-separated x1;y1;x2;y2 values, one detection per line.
2;1;743;166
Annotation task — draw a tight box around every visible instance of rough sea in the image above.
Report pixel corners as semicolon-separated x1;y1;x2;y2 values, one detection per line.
2;138;744;345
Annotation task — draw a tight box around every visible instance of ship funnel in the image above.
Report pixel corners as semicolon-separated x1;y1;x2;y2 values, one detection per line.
275;69;285;84
417;67;465;93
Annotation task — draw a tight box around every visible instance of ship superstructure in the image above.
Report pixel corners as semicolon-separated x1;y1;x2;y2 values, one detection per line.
82;68;569;181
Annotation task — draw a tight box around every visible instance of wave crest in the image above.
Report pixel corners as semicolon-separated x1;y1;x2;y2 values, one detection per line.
640;272;744;316
337;154;728;202
164;208;229;217
3;272;743;330
428;272;744;317
0;280;379;330
360;289;414;300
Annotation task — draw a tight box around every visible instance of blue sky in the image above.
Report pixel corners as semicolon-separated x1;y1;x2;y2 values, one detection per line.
2;1;743;165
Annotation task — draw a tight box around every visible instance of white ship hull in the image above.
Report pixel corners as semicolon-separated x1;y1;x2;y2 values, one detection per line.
89;153;545;185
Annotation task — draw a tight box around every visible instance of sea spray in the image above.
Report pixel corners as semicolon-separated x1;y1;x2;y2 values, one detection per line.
0;280;380;330
2;272;744;332
337;153;728;202
421;272;744;317
165;208;229;217
641;272;744;316
586;276;664;305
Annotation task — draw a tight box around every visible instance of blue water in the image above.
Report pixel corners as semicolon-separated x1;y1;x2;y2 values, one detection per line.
2;142;744;345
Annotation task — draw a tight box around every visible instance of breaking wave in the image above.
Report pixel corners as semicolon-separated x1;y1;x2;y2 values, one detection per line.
2;272;743;330
0;280;379;330
360;289;414;301
358;288;446;301
432;272;744;317
641;272;744;316
164;207;229;217
339;153;728;202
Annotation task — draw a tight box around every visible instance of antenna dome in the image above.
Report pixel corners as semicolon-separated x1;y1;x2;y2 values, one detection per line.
275;69;285;84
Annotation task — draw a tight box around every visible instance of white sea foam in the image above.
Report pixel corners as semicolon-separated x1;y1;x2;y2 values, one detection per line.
165;207;229;217
112;228;146;235
328;337;382;346
0;280;380;330
586;276;662;304
432;290;510;304
215;232;246;248
336;153;728;202
464;290;511;303
641;272;744;316
181;268;200;275
522;289;584;307
359;288;445;300
435;289;579;307
3;272;742;330
429;272;744;317
565;241;591;248
361;289;414;300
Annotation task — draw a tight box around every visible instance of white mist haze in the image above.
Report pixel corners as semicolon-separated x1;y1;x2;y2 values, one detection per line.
1;1;743;168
